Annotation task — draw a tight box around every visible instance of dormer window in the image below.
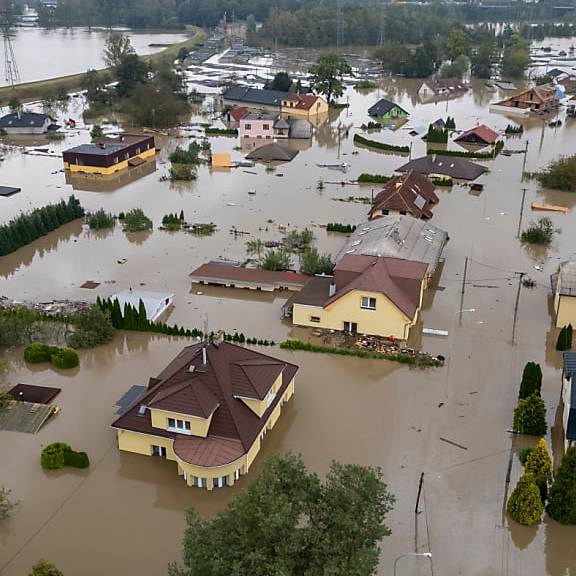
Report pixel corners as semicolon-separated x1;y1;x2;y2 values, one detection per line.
168;418;191;433
265;388;276;407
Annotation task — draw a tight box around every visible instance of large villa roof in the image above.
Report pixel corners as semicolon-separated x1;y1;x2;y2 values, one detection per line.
112;342;299;467
397;155;486;181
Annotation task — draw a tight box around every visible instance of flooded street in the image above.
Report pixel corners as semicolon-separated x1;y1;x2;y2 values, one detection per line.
0;28;189;86
2;42;576;575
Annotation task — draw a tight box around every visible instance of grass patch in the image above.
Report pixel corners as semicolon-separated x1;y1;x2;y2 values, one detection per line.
280;339;443;367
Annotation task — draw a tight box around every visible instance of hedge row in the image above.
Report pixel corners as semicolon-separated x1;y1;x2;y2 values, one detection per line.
205;127;238;136
326;223;357;233
427;140;505;159
280;339;443;367
353;134;409;154
431;177;453;186
357;173;391;184
24;343;79;369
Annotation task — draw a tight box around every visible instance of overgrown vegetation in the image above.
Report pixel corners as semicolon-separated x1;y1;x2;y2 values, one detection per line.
24;344;79;369
41;442;89;470
122;208;153;232
86;209;115;230
534;155;576;192
189;223;217;236
0;196;84;257
168;453;394;576
169;142;201;165
557;324;573;351
353;134;409;154
521;217;554;246
300;247;334;276
282;228;315;251
326;223;357;233
280;339;444;367
260;249;292;272
357;173;391;184
162;213;184;231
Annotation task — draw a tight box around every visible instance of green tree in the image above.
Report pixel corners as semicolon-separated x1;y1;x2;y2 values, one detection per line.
168;453;394;576
519;362;543;399
535;155;576;192
513;394;547;436
556;324;573;351
123;208;153;232
29;560;63;576
471;39;496;79
246;13;256;34
267;71;292;92
443;28;470;61
90;125;104;140
67;305;115;348
103;32;135;68
309;53;352;105
0;486;16;521
260;249;292;271
439;55;469;79
300;247;334;276
115;53;149;97
507;472;544;526
525;438;553;482
373;41;410;75
547;446;576;524
246;238;264;257
501;35;531;78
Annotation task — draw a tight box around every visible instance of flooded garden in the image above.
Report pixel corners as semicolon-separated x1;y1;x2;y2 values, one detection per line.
1;37;576;576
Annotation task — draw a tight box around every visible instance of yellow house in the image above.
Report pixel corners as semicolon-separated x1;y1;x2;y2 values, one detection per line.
112;341;298;489
553;261;576;327
280;93;329;119
284;255;427;340
63;134;156;176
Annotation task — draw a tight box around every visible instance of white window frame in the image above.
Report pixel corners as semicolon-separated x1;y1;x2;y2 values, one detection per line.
361;296;376;310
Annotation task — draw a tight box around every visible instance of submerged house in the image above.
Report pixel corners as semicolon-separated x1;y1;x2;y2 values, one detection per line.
239;114;308;140
552;261;576;327
245;142;299;163
368;170;439;221
562;352;576;453
285;255;427;340
418;79;468;99
367;99;409;121
112;341;298;489
454;125;499;147
397;155;486;181
490;85;559;116
63;134;155;175
0;111;57;135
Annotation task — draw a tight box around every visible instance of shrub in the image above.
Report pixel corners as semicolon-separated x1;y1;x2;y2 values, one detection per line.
24;343;56;363
357;173;391;184
525;439;553;482
518;447;534;465
90;125;104;140
260;249;292;271
556;324;573;351
68;305;114;348
190;223;216;236
170;163;196;181
169;142;200;164
513;393;547;436
521;217;554;245
427;140;505;159
0;485;16;520
50;348;79;369
326;223;356;233
41;443;71;470
300;247;334;276
507;472;544;526
29;560;64;576
505;124;523;134
123;208;153;232
426;124;448;144
162;213;182;231
65;450;90;469
535;155;576;192
547;446;576;524
86;209;115;230
519;362;543;399
205;127;238;136
431;177;453;186
445;116;456;129
353;134;409;154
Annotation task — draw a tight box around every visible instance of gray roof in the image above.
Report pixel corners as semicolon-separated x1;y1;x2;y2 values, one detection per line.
0;111;51;128
368;99;407;117
557;261;576;297
274;117;290;129
64;143;127;156
223;86;288;107
242;113;277;121
334;215;448;275
397;155;486;181
564;352;576;441
245;143;299;162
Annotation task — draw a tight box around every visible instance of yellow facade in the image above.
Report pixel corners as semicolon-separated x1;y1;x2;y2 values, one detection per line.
292;287;423;340
150;408;214;438
280;97;329;118
64;147;156;175
115;378;295;489
555;294;576;328
236;373;283;417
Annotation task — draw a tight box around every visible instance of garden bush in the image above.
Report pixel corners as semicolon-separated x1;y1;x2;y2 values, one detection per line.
123;208;153;232
521;217;554;246
24;343;57;363
547;446;576;524
513;393;547;436
29;560;64;576
525;439;553;483
431;177;453;186
41;443;71;470
86;209;114;230
518;446;534;465
357;173;391;184
519;361;543;399
507;472;544;526
65;450;90;469
353;134;409;154
556;324;573;351
427;140;504;159
50;348;79;369
535;155;576;191
326;223;356;233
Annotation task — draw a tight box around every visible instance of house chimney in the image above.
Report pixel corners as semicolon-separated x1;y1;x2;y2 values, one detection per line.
329;281;336;297
188;364;196;373
17;109;21;121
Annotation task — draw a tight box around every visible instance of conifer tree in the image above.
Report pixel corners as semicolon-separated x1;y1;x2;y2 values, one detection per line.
507;472;544;526
519;362;543;399
525;438;553;482
547;446;576;524
513;393;547;436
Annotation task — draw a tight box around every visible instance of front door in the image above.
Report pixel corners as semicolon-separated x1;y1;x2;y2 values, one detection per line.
343;321;358;334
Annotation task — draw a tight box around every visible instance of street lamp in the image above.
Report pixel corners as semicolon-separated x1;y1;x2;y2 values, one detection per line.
393;552;433;576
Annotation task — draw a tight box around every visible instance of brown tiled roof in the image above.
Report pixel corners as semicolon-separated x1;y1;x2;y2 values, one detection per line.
148;376;219;418
286;276;332;308
368;171;438;220
454;124;499;146
173;434;245;467
327;255;426;318
190;261;309;288
8;383;61;404
229;107;249;121
284;93;320;110
111;342;299;466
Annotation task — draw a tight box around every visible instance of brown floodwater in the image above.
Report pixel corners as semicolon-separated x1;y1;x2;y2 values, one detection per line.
2;61;576;575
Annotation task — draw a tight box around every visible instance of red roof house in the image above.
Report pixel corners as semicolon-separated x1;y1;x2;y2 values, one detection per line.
454;124;500;147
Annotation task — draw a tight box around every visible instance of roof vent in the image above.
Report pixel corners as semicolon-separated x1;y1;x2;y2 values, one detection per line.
137;405;147;416
188;365;196;373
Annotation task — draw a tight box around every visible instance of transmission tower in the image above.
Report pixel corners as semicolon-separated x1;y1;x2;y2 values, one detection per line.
1;12;19;87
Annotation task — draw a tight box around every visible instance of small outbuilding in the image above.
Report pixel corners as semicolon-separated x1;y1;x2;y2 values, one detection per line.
0;186;21;197
368;99;409;120
454;125;499;147
245;142;299;163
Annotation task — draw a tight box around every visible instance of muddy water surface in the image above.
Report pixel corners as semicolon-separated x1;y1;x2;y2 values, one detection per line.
1;65;576;575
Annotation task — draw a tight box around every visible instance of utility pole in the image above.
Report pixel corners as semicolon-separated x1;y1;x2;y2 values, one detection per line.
516;187;527;239
458;257;469;327
521;139;528;180
511;272;526;345
415;472;424;514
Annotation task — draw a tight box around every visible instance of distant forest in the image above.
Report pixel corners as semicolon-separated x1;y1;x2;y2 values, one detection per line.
4;0;576;45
